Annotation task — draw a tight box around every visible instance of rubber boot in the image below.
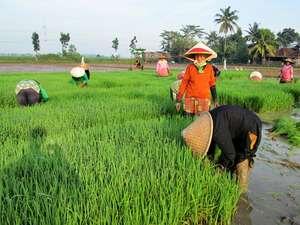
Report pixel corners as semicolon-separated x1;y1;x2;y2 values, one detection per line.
236;159;252;193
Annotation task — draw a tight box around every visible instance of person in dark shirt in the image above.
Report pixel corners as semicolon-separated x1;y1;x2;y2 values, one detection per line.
182;105;262;192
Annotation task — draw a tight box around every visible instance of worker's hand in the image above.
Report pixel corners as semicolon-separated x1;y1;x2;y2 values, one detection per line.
216;164;226;173
175;102;181;112
214;101;219;108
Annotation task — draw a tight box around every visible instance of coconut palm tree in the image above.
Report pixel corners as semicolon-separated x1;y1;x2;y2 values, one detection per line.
245;22;260;43
214;6;239;69
249;28;277;64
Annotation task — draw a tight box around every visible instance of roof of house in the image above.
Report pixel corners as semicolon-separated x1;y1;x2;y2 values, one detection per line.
274;47;300;59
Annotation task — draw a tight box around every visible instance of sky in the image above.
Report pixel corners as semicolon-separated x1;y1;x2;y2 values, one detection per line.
0;0;299;57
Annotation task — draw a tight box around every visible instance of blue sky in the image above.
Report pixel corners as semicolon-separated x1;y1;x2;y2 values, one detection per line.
0;0;299;56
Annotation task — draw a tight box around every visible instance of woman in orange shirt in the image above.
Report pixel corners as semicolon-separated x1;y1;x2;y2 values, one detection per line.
176;42;218;116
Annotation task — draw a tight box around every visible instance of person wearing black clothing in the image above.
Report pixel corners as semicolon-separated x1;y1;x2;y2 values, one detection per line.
208;105;262;169
182;105;262;192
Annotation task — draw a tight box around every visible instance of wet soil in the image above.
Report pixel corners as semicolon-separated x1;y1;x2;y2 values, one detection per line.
234;122;300;225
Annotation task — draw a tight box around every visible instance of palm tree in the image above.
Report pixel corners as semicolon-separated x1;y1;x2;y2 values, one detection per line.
249;28;277;64
206;31;219;47
214;6;239;69
245;22;259;43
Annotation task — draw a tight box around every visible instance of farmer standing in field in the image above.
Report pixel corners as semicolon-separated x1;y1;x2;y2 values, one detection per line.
15;80;48;106
175;42;218;116
182;105;262;192
80;57;91;80
279;58;294;83
70;66;89;88
156;54;170;77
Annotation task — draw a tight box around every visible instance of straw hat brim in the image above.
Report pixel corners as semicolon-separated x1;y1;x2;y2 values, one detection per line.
284;58;294;64
182;112;213;157
70;67;85;78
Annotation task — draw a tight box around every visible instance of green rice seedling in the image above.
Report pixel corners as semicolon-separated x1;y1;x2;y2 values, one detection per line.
0;69;296;225
271;117;300;146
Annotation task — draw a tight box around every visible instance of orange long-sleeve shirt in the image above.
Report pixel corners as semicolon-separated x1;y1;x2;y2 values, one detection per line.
176;63;216;101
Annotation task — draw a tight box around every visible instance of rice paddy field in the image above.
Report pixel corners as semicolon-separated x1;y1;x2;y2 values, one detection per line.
0;69;299;225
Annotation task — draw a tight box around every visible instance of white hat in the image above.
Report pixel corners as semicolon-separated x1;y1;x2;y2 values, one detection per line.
249;71;262;80
70;67;85;78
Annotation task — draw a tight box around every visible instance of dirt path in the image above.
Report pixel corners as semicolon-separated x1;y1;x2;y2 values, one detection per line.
1;63;299;77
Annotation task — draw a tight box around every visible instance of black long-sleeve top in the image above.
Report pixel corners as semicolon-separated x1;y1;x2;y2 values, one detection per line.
208;105;262;169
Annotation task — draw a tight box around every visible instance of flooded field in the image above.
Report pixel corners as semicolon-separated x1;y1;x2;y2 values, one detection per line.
235;121;300;225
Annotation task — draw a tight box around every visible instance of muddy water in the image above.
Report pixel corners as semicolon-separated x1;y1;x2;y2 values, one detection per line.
234;122;300;225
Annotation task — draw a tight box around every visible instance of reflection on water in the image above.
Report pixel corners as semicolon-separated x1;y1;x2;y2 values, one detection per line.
234;123;300;225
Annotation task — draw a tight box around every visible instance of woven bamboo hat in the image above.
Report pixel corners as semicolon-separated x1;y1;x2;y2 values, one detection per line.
70;67;85;78
284;58;294;64
184;42;217;62
249;71;262;80
182;112;213;157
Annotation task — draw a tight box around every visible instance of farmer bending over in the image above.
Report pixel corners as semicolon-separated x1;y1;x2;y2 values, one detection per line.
182;105;262;192
70;66;89;88
15;80;48;106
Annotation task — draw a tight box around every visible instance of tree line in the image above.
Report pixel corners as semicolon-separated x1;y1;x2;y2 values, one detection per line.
31;6;300;65
160;6;300;67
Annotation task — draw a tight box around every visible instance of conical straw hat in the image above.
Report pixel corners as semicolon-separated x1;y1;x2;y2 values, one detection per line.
182;112;213;157
284;58;294;64
70;67;85;78
184;42;217;62
249;71;262;80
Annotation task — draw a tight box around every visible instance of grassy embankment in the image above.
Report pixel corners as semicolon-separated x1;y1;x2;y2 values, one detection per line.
0;54;133;64
0;70;299;224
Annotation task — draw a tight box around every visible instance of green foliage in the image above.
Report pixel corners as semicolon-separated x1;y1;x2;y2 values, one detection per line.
112;37;119;53
214;6;239;68
218;71;296;112
0;71;240;225
277;28;300;47
214;6;239;35
31;32;40;55
272;117;300;146
68;44;77;54
249;28;278;64
160;25;203;62
59;32;71;56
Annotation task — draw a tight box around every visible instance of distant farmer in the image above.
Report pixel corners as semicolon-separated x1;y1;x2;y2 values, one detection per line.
135;58;144;70
15;80;48;106
182;105;262;192
80;57;91;80
279;58;294;83
170;70;185;101
249;71;263;81
156;54;170;77
70;66;88;88
176;42;218;116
